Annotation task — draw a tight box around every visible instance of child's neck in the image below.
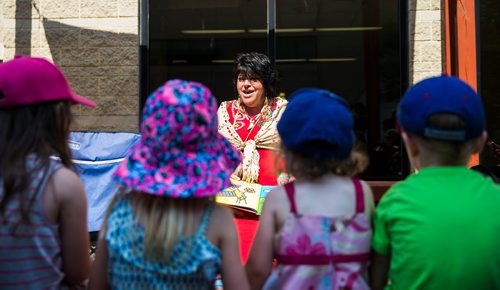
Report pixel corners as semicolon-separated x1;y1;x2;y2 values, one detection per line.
412;156;470;170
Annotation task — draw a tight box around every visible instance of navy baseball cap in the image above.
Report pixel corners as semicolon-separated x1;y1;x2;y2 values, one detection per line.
277;88;355;160
397;75;485;141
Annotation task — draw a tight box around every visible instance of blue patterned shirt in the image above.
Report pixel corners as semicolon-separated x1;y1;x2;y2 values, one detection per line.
106;196;221;289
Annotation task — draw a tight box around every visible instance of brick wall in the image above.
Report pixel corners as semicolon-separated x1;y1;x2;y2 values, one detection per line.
409;0;443;84
1;0;139;131
0;2;3;61
1;0;445;130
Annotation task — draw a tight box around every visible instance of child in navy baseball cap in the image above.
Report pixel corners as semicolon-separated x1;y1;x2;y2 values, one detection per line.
246;88;374;289
277;88;368;177
398;75;485;142
371;75;500;290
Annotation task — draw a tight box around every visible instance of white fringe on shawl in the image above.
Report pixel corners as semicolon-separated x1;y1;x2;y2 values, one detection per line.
217;98;287;184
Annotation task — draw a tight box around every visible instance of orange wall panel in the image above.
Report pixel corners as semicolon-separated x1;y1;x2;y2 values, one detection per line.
444;0;479;167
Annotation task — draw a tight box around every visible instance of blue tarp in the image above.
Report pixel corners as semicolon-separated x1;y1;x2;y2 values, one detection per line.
69;132;141;232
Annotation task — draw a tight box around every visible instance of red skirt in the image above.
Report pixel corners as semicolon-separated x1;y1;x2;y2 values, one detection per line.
234;211;260;264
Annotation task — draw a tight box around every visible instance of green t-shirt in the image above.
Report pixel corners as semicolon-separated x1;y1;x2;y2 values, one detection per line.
373;166;500;290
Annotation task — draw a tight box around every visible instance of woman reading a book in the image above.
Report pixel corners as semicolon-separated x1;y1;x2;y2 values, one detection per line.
217;52;288;263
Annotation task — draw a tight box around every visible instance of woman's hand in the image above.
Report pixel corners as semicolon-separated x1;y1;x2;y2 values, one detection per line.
277;172;295;185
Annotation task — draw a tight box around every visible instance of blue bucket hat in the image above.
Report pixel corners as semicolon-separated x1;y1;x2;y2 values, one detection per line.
398;75;486;141
277;88;355;160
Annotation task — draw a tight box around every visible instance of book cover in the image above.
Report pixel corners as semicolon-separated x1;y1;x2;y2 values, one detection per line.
216;179;275;215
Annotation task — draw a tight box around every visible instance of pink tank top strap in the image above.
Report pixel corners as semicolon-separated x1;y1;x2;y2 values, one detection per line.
283;182;298;214
352;178;365;213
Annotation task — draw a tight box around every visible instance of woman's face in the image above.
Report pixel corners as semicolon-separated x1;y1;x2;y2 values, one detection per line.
237;74;266;110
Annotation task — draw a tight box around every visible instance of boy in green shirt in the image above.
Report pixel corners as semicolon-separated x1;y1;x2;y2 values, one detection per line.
371;75;500;290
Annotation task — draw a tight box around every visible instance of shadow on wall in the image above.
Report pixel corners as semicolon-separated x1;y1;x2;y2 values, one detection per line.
13;0;139;130
42;19;139;130
14;0;32;56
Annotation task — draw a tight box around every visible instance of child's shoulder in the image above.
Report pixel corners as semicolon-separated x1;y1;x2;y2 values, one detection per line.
357;178;373;194
208;203;241;245
212;203;235;220
49;167;86;204
356;179;375;216
264;185;290;211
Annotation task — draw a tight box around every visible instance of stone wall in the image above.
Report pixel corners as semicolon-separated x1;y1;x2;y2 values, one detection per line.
409;0;443;84
1;0;445;129
0;2;3;61
1;0;139;131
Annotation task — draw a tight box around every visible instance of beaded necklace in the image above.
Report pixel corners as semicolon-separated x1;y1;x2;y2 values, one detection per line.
232;98;270;141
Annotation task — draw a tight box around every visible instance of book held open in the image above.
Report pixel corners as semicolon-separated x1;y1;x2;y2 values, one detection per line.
216;178;275;215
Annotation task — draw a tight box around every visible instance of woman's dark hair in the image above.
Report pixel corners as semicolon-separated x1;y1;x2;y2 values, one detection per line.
233;52;278;99
0;101;73;225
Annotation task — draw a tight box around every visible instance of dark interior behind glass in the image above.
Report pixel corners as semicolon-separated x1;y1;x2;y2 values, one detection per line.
479;0;500;167
149;0;405;180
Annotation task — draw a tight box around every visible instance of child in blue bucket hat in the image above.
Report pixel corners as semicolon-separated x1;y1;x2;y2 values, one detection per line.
89;80;250;290
246;88;374;289
371;75;500;290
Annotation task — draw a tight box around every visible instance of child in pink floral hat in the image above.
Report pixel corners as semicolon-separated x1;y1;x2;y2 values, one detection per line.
246;88;374;290
89;80;249;290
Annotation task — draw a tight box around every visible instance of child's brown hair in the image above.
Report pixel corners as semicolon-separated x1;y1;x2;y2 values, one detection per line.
281;143;369;180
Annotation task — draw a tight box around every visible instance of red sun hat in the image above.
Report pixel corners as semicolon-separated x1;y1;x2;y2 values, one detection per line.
0;56;96;108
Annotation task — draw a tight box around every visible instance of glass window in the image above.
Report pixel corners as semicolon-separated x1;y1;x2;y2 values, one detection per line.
479;0;500;166
275;0;403;179
148;0;405;180
149;0;267;102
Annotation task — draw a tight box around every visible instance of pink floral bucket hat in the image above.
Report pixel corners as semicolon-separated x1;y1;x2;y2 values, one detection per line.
113;79;241;198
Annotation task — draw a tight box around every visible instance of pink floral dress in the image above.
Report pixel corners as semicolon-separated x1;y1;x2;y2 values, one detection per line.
263;179;371;290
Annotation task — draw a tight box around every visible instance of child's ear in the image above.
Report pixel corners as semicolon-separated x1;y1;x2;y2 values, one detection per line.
401;131;420;171
401;131;419;158
472;131;488;154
